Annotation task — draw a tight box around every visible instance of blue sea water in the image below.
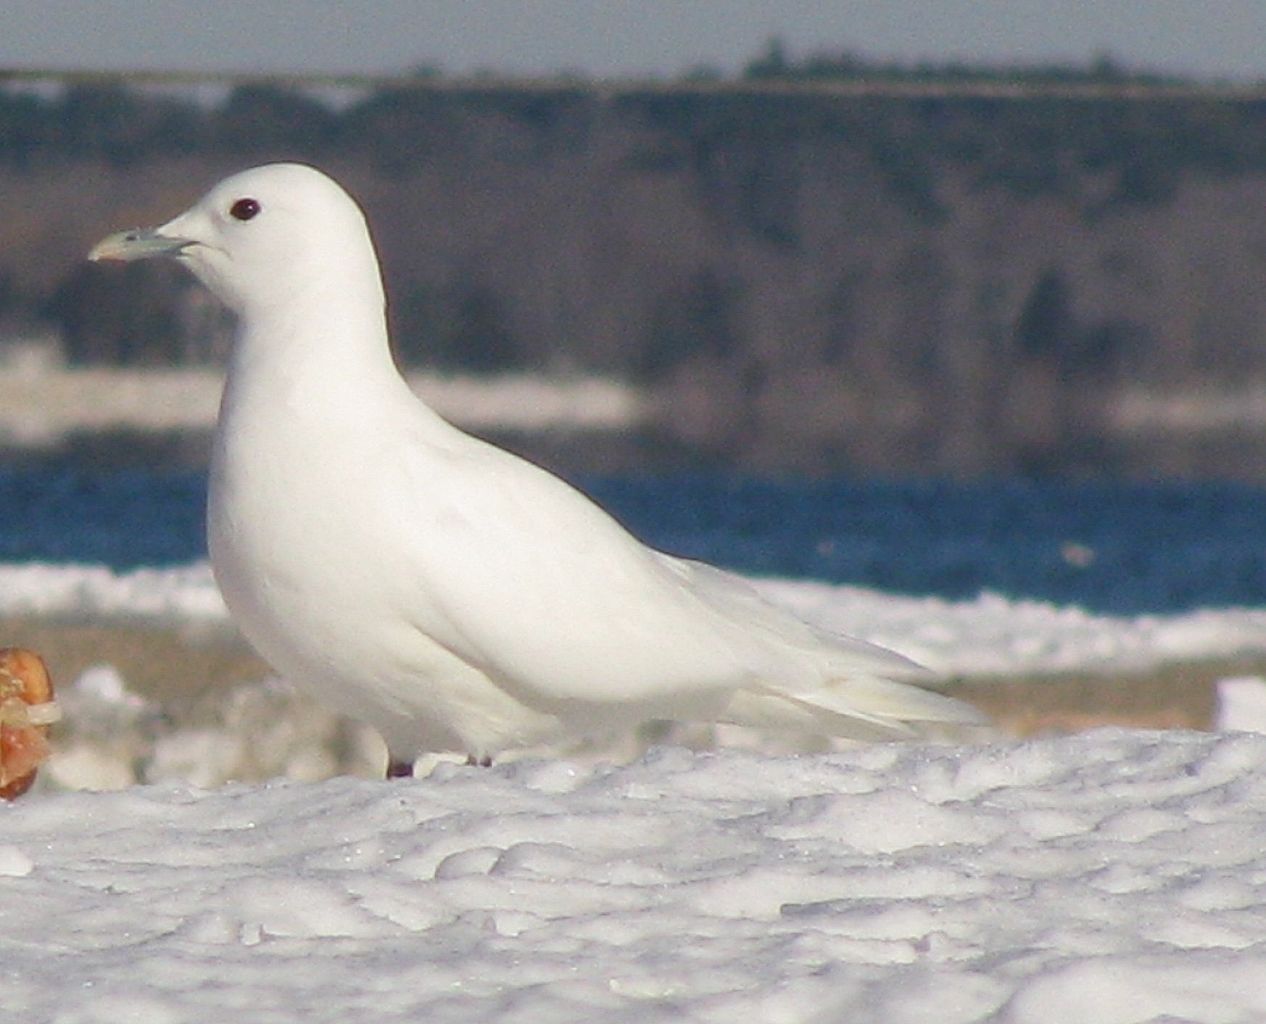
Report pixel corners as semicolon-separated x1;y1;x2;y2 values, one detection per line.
0;468;1263;616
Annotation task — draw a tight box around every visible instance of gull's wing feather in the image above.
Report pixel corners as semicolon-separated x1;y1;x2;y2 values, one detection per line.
390;433;984;737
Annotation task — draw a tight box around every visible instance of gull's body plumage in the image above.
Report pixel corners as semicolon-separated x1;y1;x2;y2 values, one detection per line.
91;163;984;771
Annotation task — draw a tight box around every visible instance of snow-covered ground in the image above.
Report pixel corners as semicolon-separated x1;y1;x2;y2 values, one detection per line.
6;733;1266;1022
6;562;1266;1022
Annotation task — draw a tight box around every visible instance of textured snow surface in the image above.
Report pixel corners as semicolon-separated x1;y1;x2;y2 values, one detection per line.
6;731;1266;1023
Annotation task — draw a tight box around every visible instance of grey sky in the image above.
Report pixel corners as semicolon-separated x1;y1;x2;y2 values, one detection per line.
2;0;1265;81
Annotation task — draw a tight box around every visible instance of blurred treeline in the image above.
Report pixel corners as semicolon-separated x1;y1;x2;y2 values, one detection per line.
5;50;1266;475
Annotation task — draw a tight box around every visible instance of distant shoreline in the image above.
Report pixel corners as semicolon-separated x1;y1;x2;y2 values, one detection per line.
0;364;648;448
3;363;1265;478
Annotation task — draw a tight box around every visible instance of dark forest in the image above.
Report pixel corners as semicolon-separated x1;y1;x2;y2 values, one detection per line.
5;56;1266;475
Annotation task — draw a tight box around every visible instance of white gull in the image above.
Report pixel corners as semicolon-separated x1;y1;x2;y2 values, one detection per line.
89;163;984;775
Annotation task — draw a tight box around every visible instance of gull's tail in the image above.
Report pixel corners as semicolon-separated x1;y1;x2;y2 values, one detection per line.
660;555;990;742
722;674;989;743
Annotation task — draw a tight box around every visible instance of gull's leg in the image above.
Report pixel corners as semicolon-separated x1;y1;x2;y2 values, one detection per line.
386;758;415;779
388;754;491;776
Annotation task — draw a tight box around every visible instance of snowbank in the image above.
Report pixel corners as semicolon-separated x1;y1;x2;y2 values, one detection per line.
5;732;1266;1022
1;561;1263;677
753;577;1266;678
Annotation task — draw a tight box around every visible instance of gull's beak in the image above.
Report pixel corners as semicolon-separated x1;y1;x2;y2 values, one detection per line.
88;227;192;263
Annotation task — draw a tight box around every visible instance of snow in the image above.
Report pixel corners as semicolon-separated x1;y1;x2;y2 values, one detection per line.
7;561;1266;1021
5;734;1266;1022
0;562;226;622
1216;677;1266;733
753;578;1266;678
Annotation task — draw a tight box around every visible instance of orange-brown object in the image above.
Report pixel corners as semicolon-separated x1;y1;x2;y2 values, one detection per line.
0;649;58;800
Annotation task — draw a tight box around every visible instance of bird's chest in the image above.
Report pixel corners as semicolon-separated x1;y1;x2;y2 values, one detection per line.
206;401;419;667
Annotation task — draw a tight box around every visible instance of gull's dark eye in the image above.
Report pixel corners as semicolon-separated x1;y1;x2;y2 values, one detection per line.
230;198;261;222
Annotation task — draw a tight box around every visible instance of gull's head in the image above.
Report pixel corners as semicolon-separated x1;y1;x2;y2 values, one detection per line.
89;163;382;317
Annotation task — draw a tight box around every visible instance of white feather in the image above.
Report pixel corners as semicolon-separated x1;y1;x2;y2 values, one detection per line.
92;163;987;766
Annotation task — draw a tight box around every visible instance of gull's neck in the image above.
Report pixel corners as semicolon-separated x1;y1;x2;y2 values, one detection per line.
220;272;451;442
